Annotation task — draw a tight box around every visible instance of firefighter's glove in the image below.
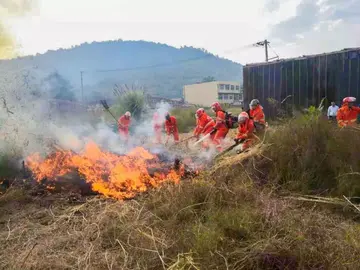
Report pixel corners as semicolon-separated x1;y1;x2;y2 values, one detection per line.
210;128;217;134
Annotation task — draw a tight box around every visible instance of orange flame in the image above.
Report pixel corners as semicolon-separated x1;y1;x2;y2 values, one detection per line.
25;141;182;200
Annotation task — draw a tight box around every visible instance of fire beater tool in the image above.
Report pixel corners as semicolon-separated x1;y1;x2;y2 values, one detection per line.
178;135;196;144
193;129;216;146
100;100;118;123
214;139;245;159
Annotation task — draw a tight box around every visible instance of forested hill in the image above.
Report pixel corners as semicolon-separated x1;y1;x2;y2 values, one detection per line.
0;40;242;100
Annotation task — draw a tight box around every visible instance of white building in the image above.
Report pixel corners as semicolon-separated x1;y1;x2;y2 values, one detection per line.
183;81;243;107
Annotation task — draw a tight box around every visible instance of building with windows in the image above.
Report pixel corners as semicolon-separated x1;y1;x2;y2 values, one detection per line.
183;81;243;107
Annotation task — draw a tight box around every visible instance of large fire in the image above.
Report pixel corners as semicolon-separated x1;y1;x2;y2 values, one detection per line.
25;141;190;200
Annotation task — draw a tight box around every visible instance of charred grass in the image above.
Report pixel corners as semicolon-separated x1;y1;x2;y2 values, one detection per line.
1;117;360;269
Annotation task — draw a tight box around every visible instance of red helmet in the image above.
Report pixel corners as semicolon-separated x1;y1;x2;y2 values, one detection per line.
196;108;205;118
211;102;222;112
343;97;356;103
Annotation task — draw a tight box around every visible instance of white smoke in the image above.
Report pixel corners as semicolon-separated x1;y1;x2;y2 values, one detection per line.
0;68;216;172
131;101;170;141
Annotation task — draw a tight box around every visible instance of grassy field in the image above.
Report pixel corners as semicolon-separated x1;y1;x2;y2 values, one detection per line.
1;114;360;269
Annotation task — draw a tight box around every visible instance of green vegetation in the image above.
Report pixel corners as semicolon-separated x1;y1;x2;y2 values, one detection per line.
202;76;216;82
110;91;146;121
260;114;360;197
170;107;197;133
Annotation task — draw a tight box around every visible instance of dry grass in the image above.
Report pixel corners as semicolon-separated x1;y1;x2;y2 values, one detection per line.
1;176;360;270
253;117;360;197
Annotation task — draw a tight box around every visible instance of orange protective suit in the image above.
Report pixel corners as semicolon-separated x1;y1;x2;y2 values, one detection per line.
336;104;360;127
165;116;179;142
249;105;266;125
153;113;163;143
118;115;131;140
213;110;229;151
236;118;255;150
193;112;215;148
194;112;215;136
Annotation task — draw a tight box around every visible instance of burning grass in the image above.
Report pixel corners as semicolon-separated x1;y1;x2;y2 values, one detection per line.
24;141;201;200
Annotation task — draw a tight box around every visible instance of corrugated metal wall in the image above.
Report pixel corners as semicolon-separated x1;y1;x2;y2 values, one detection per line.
243;48;360;118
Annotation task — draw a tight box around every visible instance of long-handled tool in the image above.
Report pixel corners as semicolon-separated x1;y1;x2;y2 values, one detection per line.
165;135;170;146
179;135;196;144
214;139;244;159
100;100;118;122
193;129;216;146
167;135;196;149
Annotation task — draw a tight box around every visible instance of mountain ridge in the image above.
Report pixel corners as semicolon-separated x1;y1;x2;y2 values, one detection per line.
0;40;243;100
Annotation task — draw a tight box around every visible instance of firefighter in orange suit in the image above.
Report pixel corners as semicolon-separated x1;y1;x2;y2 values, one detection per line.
337;97;360;127
118;111;131;140
211;102;229;151
248;99;267;133
193;108;216;148
165;112;179;143
235;112;255;152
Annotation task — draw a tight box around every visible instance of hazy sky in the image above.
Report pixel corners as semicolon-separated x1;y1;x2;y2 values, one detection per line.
3;0;360;64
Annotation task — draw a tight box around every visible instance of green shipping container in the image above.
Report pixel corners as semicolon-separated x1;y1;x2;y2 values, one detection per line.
243;48;360;118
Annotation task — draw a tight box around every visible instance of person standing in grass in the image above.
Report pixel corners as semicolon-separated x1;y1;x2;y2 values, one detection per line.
327;101;339;122
234;111;255;152
336;97;360;127
210;102;229;152
165;112;179;144
193;108;215;149
248;99;267;133
118;111;131;141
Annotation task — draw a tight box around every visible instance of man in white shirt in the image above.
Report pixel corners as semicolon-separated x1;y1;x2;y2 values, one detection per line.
327;102;339;122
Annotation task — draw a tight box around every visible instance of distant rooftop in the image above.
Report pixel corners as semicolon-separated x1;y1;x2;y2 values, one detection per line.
185;80;241;86
245;47;360;67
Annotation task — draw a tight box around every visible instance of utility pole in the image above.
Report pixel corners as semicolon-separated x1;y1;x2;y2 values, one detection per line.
255;39;270;62
264;39;269;62
80;71;84;104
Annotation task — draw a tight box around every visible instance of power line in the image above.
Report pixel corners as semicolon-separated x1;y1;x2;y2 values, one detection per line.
79;40;275;103
268;44;280;61
90;54;215;74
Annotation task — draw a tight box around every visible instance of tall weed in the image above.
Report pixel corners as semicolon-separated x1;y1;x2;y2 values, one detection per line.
262;115;360;196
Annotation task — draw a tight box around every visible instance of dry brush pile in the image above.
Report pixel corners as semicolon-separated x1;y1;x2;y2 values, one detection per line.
1;116;360;270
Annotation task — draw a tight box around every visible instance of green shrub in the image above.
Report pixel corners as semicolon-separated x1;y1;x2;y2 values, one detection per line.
110;91;146;120
261;115;360;196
